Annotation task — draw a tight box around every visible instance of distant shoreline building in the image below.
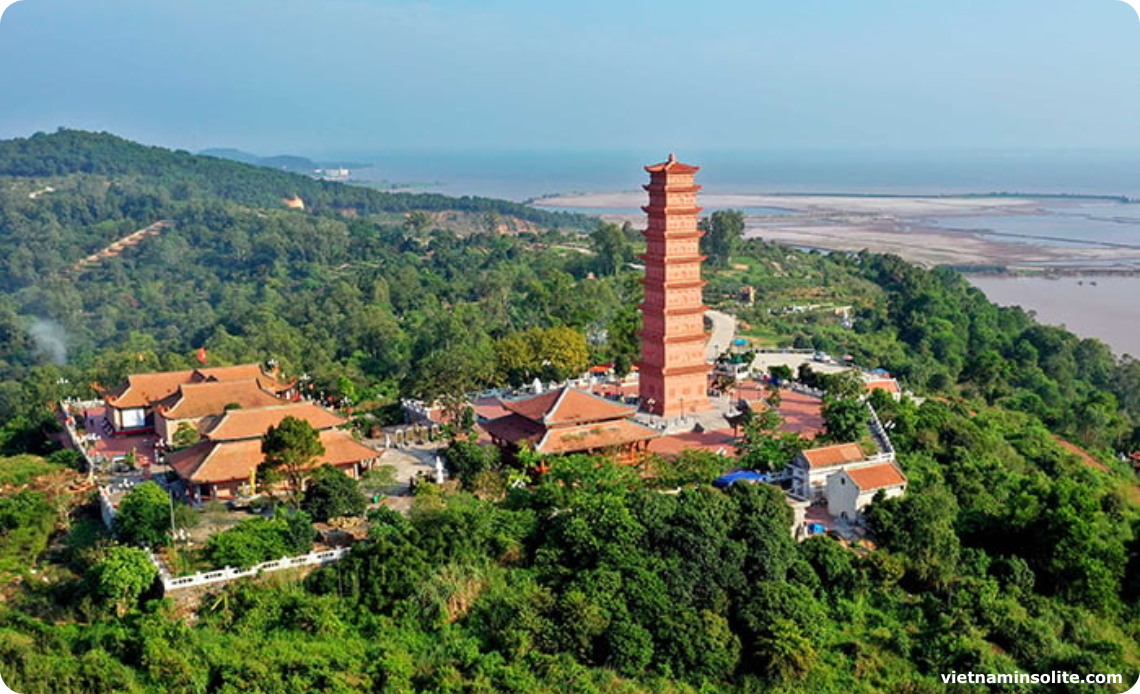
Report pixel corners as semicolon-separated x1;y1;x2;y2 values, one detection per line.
637;154;710;419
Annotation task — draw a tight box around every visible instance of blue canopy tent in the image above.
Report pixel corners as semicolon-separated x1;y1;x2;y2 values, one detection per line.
713;470;768;488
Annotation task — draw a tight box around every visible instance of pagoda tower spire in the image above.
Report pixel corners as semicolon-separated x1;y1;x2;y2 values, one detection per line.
637;153;709;418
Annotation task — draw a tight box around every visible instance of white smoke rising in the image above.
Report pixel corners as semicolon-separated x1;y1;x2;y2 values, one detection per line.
28;318;68;365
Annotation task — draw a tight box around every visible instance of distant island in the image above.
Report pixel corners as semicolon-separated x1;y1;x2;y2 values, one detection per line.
199;147;371;180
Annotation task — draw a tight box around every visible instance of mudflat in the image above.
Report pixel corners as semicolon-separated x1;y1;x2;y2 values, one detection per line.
537;192;1140;271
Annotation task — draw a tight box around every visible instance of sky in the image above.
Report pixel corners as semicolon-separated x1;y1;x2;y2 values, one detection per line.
0;0;1138;157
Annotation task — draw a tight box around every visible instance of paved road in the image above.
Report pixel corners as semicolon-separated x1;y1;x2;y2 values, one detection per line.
705;309;737;360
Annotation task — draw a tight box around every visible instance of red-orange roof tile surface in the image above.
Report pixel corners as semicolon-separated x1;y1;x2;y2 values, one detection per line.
500;387;636;426
157;380;287;420
169;430;378;485
196;364;294;392
800;443;866;469
480;413;547;447
200;403;345;441
846;463;907;490
648;428;737;457
537;419;659;455
644;153;700;174
864;378;901;394
105;370;198;408
105;364;292;409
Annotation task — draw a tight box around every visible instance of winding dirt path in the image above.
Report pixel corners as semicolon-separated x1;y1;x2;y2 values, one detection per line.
66;220;174;275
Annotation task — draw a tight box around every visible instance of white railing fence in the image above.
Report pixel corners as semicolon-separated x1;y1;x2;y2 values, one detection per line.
866;402;896;459
98;486;116;529
160;547;349;592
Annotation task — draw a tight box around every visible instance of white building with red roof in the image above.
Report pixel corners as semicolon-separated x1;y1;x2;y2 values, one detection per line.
789;442;898;500
863;375;902;400
825;462;908;520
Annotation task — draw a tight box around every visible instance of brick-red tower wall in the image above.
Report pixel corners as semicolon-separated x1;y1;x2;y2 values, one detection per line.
638;154;709;418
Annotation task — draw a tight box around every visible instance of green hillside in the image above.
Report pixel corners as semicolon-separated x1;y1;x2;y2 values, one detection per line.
0;130;612;421
0;130;1136;694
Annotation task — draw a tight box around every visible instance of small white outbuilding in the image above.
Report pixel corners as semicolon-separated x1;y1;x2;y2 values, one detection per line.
826;462;907;521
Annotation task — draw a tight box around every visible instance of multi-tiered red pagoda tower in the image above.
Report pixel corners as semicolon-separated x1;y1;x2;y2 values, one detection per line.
638;154;709;418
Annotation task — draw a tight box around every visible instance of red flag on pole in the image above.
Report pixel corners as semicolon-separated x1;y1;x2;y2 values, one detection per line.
196;347;208;364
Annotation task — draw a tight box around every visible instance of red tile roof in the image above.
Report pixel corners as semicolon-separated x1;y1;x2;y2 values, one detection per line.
480;413;547;447
472;396;510;422
499;387;636;426
864;378;901;394
799;443;866;469
536;419;659;455
169;430;378;485
319;430;381;467
105;364;293;409
648;428;736;457
168;440;239;483
196;364;294;392
199;403;346;441
105;370;198;408
157;380;287;420
644;153;700;174
846;463;907;491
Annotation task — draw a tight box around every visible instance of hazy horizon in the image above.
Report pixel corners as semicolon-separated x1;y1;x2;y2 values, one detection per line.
1;1;1138;157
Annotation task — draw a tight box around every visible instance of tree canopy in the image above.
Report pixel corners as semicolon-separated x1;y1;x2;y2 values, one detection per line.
261;416;325;506
114;481;171;547
301;464;366;521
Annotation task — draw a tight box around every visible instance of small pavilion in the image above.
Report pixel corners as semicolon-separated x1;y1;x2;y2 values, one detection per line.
481;386;660;464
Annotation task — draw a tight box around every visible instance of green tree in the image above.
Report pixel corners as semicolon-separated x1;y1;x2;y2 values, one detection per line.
88;545;158;617
867;484;961;590
539;326;590;381
821;395;866;444
301;464;366;521
261;415;325;507
736;389;805;472
735;582;826;681
444;436;501;488
768;364;794;382
171;421;199;449
115;481;172;547
820;369;865;399
699;209;744;268
205;511;316;569
404;210;432;237
590;221;633;276
481;210;501;235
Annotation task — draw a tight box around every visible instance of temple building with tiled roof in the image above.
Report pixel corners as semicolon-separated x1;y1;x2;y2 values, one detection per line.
198;402;346;442
168;428;379;501
102;363;295;436
155;379;289;445
481;386;659;463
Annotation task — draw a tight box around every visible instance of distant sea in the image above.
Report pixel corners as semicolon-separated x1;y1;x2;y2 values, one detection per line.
335;148;1140;202
331;148;1140;355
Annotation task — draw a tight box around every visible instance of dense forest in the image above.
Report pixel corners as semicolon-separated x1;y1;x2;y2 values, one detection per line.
0;131;1136;692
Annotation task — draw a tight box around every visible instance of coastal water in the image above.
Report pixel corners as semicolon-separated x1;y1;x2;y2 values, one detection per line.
336;149;1140;202
967;276;1139;357
931;208;1140;249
